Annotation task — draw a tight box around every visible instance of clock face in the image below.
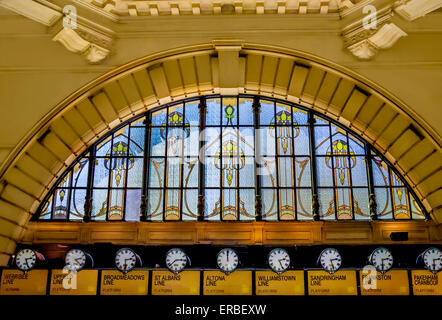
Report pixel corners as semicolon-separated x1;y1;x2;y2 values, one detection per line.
65;249;87;271
165;248;187;274
217;248;239;274
370;247;393;273
319;248;342;274
115;248;137;273
422;247;442;274
15;249;37;272
268;248;290;274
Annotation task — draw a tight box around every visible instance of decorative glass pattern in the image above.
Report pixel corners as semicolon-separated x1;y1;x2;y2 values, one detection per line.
36;96;427;222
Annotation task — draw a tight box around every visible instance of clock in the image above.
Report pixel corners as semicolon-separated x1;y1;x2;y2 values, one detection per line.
15;248;38;272
115;248;140;273
318;248;342;274
369;247;393;273
422;247;442;274
65;249;87;271
217;248;239;275
165;248;188;274
268;248;290;274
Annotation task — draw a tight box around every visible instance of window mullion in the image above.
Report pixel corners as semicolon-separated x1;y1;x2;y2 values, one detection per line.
253;97;262;222
197;97;206;221
308;112;319;221
365;144;377;220
140;113;151;222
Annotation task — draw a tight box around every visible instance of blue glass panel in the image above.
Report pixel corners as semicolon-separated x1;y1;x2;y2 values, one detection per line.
238;98;254;125
127;157;143;188
72;156;89;188
239;189;255;221
148;158;165;188
183;158;198;188
151;109;167;126
69;188;86;220
297;189;312;220
166;157;181;188
147;189;163;221
316;156;334;187
204;127;221;156
292;108;308;125
150;127;166;156
129;127;145;157
239;127;255;156
295;157;311;187
348;133;365;155
91;189;108;221
185;100;200;126
262;189;277;221
372;157;390;186
125;189;141;221
348;156;366;186
166;126;184;157
318;188;335;220
182;189;198;220
260;157;276;188
239;158;255;188
183;126;199;157
260;100;274;125
95;136;112;157
375;187;393;219
204;189;220;221
294;126;310;155
206;98;221;125
205;156;220;188
259;127;276;156
314;115;328;125
353;188;370;220
278;157;294;187
314;126;330;155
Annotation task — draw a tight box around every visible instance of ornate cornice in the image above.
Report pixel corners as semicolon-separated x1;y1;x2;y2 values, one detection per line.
79;0;358;16
394;0;442;21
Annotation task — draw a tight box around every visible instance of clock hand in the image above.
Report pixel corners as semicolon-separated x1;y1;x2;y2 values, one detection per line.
227;250;229;262
278;259;284;269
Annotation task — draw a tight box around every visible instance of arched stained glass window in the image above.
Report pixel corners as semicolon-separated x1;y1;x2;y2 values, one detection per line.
36;95;428;222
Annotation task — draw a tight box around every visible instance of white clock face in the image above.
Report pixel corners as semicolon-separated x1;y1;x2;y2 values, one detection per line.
370;247;393;273
268;248;290;274
166;248;187;274
217;248;239;274
65;249;87;271
319;248;342;274
423;247;442;273
15;249;37;271
115;248;137;273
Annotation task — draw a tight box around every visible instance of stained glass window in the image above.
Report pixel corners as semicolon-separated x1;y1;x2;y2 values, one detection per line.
36;96;428;222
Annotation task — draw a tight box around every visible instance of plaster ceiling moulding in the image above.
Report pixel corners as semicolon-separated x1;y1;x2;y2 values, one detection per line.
77;0;355;16
346;23;407;59
53;27;110;64
0;0;62;26
341;6;407;59
394;0;442;21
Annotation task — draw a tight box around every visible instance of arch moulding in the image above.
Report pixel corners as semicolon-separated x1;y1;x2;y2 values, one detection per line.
0;41;440;265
